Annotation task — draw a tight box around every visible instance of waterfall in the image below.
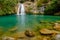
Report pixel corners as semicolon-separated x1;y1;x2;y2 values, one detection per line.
17;3;25;15
17;3;26;31
40;5;45;14
20;4;25;15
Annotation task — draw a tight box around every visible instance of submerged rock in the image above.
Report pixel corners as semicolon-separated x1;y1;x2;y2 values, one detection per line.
56;21;60;23
0;27;4;36
25;30;35;37
39;29;53;35
11;32;26;40
54;23;60;31
32;36;50;40
2;36;15;40
9;27;17;33
43;37;50;40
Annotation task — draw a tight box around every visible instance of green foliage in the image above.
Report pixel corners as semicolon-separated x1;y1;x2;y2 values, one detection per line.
41;0;48;3
20;0;25;3
44;0;60;15
37;0;42;7
37;0;48;7
0;0;18;15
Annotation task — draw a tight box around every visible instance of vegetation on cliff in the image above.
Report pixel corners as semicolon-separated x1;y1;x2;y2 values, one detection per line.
0;0;18;15
36;0;60;15
44;0;60;15
0;0;60;15
37;0;48;7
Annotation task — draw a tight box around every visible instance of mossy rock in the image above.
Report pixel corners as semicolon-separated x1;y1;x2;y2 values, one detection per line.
25;30;35;37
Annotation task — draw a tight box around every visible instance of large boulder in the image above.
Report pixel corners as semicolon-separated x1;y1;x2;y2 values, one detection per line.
25;30;35;37
39;29;53;35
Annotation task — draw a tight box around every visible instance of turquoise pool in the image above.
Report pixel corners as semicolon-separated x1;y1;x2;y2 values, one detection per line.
0;15;60;32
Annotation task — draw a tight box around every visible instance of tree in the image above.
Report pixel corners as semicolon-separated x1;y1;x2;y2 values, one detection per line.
44;0;60;15
0;0;18;15
36;0;48;7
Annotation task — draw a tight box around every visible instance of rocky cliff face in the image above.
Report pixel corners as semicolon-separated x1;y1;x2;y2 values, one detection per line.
24;1;40;14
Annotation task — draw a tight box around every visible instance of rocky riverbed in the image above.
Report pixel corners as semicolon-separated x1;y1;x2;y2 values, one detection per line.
0;21;60;40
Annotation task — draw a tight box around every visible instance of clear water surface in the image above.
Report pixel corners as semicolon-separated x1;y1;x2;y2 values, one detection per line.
0;15;60;32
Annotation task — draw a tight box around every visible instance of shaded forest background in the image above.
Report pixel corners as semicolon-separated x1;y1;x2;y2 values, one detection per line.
0;0;60;15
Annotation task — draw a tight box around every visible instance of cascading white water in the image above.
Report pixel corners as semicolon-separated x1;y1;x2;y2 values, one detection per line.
17;3;26;31
20;4;25;15
17;3;25;15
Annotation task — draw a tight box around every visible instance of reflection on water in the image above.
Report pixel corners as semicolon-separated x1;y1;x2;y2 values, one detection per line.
21;15;25;26
17;15;26;31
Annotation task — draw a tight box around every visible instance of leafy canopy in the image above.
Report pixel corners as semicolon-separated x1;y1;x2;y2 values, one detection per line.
0;0;18;15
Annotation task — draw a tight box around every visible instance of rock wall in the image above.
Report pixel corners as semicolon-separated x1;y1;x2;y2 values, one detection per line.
24;1;40;14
